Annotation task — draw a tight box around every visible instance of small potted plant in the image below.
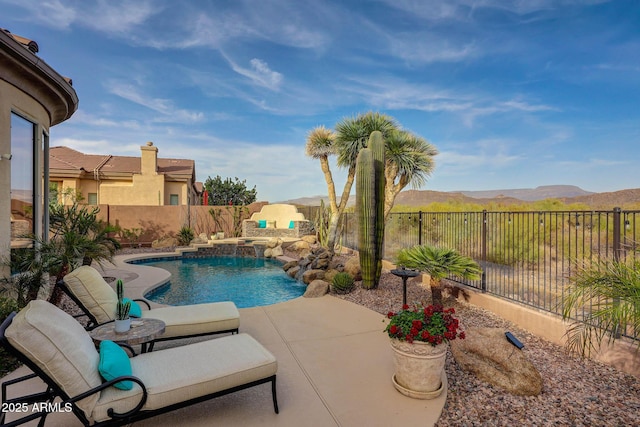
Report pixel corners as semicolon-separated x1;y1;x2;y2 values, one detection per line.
114;279;131;333
385;303;465;399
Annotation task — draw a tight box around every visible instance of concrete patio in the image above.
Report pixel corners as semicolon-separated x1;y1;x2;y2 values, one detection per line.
1;255;447;426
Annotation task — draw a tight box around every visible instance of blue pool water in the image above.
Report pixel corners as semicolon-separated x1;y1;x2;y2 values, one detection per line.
141;257;305;308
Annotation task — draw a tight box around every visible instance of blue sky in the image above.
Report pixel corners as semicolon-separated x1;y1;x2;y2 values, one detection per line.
2;0;639;202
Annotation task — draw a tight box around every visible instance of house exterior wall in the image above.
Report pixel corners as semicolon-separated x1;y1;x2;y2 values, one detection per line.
0;29;78;267
0;82;49;255
52;143;195;207
165;181;186;205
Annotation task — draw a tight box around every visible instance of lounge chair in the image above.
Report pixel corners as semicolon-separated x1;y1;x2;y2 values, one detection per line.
61;266;239;349
0;300;278;426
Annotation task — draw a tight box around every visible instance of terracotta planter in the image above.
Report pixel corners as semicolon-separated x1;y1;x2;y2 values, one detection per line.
390;338;447;399
114;318;131;333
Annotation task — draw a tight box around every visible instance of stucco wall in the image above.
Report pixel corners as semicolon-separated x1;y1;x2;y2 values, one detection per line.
98;202;268;245
164;181;185;205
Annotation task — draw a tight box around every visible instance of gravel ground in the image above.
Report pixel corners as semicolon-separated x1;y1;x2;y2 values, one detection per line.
115;246;640;426
335;271;640;427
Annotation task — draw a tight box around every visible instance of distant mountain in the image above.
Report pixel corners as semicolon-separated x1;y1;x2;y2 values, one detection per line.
457;185;593;201
282;186;640;209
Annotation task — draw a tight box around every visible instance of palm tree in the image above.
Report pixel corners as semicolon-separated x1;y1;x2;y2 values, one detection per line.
328;112;398;253
305;111;438;255
305;126;339;246
561;257;640;358
46;202;120;304
384;130;437;221
396;245;482;306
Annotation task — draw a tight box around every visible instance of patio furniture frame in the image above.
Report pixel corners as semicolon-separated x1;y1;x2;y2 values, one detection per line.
0;312;278;427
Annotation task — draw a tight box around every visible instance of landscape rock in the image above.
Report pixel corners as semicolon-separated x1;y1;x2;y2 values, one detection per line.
283;260;298;271
286;266;300;279
264;248;272;258
270;246;284;257
302;269;325;284
311;257;330;270
266;238;282;249
289;240;311;251
344;257;362;281
304;280;329;297
323;269;339;284
191;234;208;244
152;236;177;249
301;235;317;244
450;327;543;396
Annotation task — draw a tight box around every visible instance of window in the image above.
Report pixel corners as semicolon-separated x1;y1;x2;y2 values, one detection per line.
88;193;98;205
169;194;179;205
10;113;35;245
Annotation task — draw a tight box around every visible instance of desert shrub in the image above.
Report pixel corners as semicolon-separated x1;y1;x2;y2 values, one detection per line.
332;272;355;294
177;226;194;246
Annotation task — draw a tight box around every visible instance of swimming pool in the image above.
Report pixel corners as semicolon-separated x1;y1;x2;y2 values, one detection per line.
141;257;306;308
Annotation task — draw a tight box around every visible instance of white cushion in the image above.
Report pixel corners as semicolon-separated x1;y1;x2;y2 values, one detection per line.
63;266;240;337
249;204;306;229
142;302;239;338
92;333;277;421
63;266;118;324
5;300;102;419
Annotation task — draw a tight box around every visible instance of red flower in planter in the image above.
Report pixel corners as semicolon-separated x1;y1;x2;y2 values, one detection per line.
384;303;465;346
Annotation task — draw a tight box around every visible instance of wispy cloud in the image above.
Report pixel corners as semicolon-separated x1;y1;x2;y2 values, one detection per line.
2;0;158;33
222;54;284;91
104;80;204;123
1;0;77;29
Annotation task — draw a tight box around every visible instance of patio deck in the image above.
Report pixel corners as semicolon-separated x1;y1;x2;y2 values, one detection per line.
1;255;446;426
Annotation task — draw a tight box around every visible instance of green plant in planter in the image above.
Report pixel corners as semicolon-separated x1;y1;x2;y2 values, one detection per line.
332;272;355;294
115;279;131;320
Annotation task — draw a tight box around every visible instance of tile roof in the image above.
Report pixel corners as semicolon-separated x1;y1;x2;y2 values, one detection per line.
50;146;195;178
1;28;38;53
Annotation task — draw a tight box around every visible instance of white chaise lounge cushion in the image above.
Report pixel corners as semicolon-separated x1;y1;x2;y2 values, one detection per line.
63;266;118;324
142;303;239;339
91;333;277;422
5;300;102;419
63;266;240;337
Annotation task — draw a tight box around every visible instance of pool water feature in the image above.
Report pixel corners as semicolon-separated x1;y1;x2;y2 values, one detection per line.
141;256;306;308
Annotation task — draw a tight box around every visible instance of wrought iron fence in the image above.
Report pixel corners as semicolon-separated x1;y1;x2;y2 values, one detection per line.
339;208;640;339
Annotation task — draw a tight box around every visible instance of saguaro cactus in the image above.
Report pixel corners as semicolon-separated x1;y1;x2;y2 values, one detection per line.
356;131;386;289
369;131;386;284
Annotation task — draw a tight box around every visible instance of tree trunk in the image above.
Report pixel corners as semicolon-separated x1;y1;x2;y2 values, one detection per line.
326;164;357;255
48;265;69;307
430;277;443;306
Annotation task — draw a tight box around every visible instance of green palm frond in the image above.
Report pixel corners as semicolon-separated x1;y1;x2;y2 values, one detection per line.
305;126;336;158
386;130;437;188
334;112;399;167
561;258;640;357
396;245;482;282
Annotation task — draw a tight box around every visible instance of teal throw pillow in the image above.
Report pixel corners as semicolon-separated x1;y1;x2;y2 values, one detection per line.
289;220;294;229
258;220;267;228
98;340;133;390
123;298;142;317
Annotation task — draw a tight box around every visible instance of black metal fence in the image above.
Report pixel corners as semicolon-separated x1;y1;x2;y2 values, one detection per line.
339;208;639;335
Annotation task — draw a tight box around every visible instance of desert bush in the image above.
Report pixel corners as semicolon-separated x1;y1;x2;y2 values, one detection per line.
332;272;355;294
177;226;194;246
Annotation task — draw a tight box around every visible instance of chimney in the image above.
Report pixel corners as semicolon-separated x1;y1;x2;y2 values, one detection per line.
140;141;158;175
